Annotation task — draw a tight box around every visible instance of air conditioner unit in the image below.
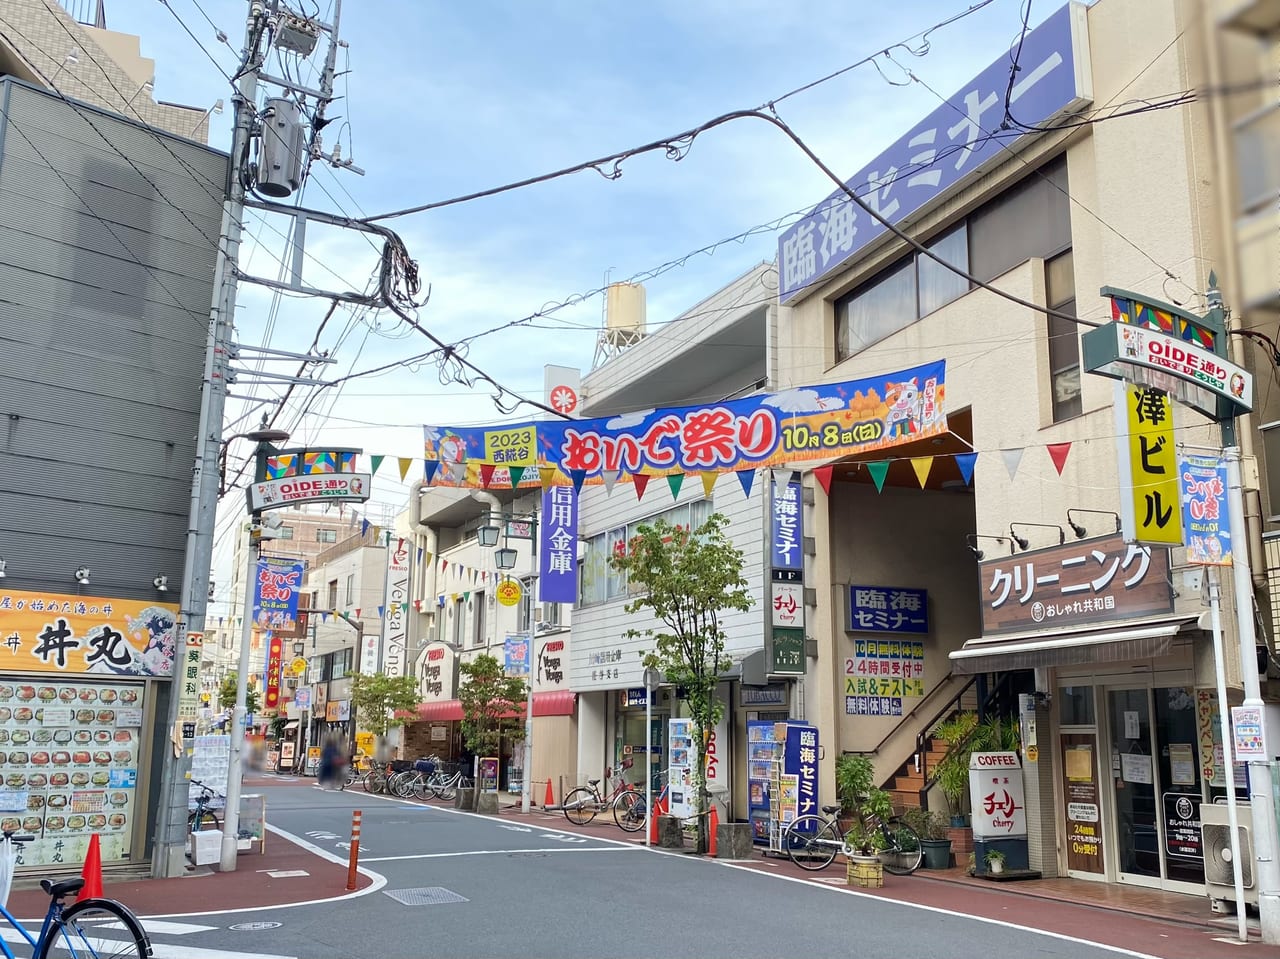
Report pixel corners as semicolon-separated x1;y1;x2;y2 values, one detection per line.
1202;803;1258;912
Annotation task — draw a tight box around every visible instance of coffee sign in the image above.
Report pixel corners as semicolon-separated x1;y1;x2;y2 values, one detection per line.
979;534;1172;634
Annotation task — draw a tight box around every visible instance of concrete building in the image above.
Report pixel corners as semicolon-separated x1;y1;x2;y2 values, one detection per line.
774;0;1268;899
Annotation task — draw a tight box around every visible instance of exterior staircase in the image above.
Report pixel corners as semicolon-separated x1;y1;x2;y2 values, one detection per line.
886;735;951;810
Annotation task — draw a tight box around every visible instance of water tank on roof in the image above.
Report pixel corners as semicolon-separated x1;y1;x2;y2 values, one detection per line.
605;282;646;344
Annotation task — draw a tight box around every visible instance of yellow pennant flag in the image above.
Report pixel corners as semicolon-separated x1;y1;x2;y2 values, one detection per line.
910;456;934;489
701;473;718;498
397;457;412;481
538;466;558;487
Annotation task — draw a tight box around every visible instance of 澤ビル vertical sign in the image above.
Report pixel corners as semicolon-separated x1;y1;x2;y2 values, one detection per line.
1180;454;1232;566
380;537;411;678
1118;384;1182;546
539;485;578;604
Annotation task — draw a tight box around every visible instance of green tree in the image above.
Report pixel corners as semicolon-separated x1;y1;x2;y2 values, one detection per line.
218;673;260;714
458;654;527;760
608;513;752;854
348;672;422;739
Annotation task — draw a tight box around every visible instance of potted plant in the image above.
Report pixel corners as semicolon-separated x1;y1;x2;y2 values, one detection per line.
902;808;953;869
932;713;978;826
984;848;1006;876
835;753;875;831
844;783;893;889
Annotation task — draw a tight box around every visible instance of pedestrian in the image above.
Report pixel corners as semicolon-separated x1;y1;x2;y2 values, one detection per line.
318;734;340;790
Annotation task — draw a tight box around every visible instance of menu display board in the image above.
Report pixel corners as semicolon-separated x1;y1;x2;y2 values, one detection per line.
0;680;144;868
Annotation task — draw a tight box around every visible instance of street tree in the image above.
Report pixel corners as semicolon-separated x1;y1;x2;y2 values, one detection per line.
218;673;260;714
348;672;422;742
608;512;752;854
458;654;527;767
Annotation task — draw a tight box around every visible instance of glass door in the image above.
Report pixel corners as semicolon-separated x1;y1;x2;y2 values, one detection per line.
1107;688;1161;887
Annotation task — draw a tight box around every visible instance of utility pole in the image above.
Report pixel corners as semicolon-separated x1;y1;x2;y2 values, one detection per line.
151;1;265;879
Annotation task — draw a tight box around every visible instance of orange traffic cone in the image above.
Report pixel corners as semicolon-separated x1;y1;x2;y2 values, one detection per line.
544;779;555;809
708;805;719;857
79;834;103;900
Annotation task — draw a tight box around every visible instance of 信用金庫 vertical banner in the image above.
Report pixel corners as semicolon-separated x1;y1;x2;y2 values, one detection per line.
539;485;579;603
264;635;283;709
1120;384;1182;546
252;557;303;630
1180;454;1231;566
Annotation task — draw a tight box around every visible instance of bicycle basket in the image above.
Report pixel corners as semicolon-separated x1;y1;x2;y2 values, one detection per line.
388;759;412;773
414;759;437;774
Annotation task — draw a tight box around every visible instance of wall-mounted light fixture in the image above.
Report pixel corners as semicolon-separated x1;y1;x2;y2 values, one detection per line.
965;533;1011;561
152;575;169;592
495;547;517;571
476;517;501;548
74;566;90;586
0;558;6;579
1065;508;1122;539
1009;522;1065;551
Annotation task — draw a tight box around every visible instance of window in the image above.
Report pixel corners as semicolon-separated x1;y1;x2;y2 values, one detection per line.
452;598;464;648
916;226;970;316
473;592;486;646
579;499;716;607
326;580;337;610
435;602;445;643
316;528;337;544
1046;250;1081;421
968;157;1070;282
278;526;295;540
344;573;355;606
518;578;536;633
838;259;916;357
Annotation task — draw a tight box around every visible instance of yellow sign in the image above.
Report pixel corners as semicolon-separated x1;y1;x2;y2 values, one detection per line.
0;589;179;676
1124;384;1182;545
1025;744;1039;763
355;731;374;757
495;579;523;607
483;425;536;467
291;657;307;676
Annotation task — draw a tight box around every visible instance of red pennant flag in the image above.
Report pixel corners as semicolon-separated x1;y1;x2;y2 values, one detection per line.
355;608;362;618
814;465;834;496
478;464;496;488
633;474;650;500
1047;442;1072;476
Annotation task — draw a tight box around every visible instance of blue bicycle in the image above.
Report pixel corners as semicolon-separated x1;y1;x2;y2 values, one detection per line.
1;833;150;959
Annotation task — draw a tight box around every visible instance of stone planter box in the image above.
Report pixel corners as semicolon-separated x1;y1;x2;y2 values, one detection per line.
846;855;883;888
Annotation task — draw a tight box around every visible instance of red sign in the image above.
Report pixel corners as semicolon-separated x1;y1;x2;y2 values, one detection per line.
264;635;283;709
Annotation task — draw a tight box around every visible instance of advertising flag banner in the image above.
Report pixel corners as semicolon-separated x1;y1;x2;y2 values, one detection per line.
539;485;579;604
504;635;531;677
425;361;947;488
1180;454;1231;566
252;557;304;630
263;635;284;709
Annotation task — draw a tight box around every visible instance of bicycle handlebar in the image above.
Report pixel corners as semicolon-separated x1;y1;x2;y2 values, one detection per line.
1;832;34;843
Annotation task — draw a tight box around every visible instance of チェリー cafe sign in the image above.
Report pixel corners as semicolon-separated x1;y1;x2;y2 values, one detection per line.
978;534;1172;634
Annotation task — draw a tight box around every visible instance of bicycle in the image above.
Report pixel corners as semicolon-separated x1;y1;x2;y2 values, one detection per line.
388;757;440;799
188;778;222;832
782;803;923;875
562;760;645;832
0;832;151;959
362;759;393;794
425;763;472;801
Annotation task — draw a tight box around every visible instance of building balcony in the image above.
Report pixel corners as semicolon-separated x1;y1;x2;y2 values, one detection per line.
1237;207;1280;311
1216;0;1280;35
1236;100;1279;217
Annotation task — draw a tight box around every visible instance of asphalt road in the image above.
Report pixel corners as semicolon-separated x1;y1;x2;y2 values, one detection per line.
113;783;1198;959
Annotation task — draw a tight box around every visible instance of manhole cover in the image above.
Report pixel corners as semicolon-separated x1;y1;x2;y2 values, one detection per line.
383;887;469;906
229;921;283;931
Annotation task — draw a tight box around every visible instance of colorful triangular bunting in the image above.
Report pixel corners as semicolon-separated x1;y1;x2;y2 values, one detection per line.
813;465;834;496
538;466;557;487
478;464;495;489
736;469;755;497
700;472;717;498
667;474;684;500
954;452;977;486
866;461;890;493
602;470;620;494
570;469;587;493
1001;448;1024;481
424;460;439;484
398;457;412;481
508;466;525;488
633;474;650;500
910;457;934;489
370;454;384;476
1047;442;1072;476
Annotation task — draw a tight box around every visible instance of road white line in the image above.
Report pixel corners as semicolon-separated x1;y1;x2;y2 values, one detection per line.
716;862;1166;959
2;927;294;959
136;823;387;920
362;846;642;862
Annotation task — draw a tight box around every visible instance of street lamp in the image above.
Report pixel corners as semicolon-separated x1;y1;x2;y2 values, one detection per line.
124;79;154;110
476;518;501;548
188;98;224;137
494;546;517;571
220;424;290;873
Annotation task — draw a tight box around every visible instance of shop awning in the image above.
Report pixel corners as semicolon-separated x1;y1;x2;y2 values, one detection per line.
283;721;299;732
415;691;577;723
949;616;1197;674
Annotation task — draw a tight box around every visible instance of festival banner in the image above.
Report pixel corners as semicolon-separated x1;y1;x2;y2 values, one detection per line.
424;360;947;488
0;590;178;676
252;557;304;630
1180;454;1232;566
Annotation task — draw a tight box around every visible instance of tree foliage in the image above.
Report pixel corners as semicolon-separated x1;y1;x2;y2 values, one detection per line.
608;513;752;853
458;654;527;759
218;673;260;714
348;672;422;738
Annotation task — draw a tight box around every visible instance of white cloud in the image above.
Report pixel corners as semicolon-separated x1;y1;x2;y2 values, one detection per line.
607;410;655;429
761;389;844;413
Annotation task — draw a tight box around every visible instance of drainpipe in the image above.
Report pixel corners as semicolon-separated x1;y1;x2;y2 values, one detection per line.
471;489;501;520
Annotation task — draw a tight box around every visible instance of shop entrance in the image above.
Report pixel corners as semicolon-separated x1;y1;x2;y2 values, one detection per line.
619;711;666;790
1105;686;1205;894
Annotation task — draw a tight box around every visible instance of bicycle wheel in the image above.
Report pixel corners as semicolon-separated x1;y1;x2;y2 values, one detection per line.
880;818;923;875
784;816;840;871
364;770;385;794
411;776;432;802
612;789;645;832
435;776;458;802
391;772;416;798
189;809;220;832
38;898;150;959
562;787;598;825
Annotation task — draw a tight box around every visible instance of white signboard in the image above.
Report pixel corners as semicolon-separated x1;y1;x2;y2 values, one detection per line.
380;538;411;678
770;582;804;628
1231;705;1267;759
249;473;371;511
969;751;1027;839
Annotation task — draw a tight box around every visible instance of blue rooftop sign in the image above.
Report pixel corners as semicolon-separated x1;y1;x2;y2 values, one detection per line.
777;2;1091;303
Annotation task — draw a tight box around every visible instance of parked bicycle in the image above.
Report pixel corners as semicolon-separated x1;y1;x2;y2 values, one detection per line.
423;762;472;801
0;831;151;959
562;760;645;832
188;778;222;832
388;756;441;799
782;803;923;874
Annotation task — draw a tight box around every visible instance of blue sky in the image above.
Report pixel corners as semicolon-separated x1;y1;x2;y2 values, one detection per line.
105;0;1051;610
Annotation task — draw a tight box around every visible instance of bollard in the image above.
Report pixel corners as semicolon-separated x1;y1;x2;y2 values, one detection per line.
346;809;362;891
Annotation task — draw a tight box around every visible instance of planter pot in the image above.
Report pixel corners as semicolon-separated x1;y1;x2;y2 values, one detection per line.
919;838;953;870
949;814;967;827
987;860;1004;875
846;855;884;889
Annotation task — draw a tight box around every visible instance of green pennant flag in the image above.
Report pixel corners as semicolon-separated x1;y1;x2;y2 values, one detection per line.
508;466;525;489
463;591;471;602
667;474;684;499
370;454;384;476
867;461;890;493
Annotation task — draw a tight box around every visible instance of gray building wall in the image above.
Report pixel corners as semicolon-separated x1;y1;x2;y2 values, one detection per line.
0;78;226;601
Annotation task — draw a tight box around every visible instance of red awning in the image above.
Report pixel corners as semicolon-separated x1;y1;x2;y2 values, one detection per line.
413;691;576;722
